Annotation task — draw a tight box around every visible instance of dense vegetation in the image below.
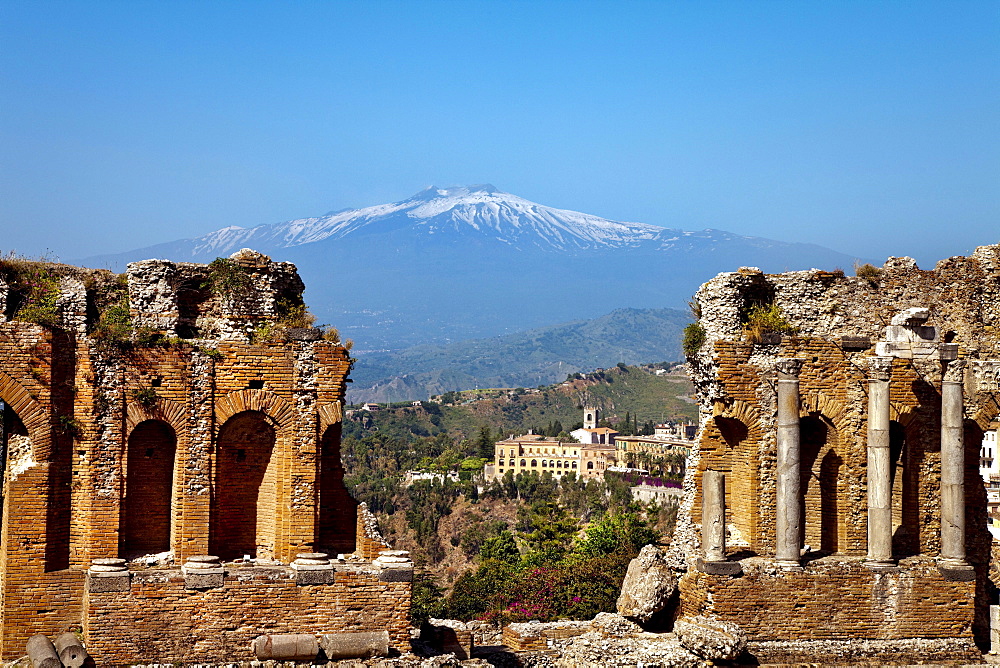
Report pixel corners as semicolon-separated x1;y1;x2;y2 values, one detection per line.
341;364;691;624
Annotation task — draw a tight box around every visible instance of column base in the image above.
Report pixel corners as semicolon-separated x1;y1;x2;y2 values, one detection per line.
774;559;802;572
862;559;898;572
938;560;975;581
696;558;743;576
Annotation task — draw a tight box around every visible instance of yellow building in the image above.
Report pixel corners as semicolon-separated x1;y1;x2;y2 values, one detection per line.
490;434;616;481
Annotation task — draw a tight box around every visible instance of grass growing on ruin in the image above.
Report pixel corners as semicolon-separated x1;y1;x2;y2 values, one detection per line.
854;261;883;285
743;303;798;343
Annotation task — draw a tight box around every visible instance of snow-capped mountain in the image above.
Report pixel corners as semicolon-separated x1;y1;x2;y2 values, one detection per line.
104;185;779;262
80;185;866;353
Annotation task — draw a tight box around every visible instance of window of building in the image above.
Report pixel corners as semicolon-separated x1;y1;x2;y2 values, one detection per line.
531;460;537;467
521;459;526;467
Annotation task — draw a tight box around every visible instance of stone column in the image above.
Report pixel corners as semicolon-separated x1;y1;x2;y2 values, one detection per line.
865;356;894;567
775;358;804;568
940;361;969;567
702;469;726;562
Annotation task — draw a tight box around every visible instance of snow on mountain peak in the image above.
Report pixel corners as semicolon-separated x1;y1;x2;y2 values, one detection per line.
190;185;677;256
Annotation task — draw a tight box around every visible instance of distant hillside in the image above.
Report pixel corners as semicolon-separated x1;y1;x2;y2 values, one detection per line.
348;307;691;403
347;364;698;443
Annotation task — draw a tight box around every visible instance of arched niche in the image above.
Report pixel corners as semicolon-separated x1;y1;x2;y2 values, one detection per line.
211;410;277;560
800;413;846;554
702;415;759;552
317;423;357;555
120;420;177;558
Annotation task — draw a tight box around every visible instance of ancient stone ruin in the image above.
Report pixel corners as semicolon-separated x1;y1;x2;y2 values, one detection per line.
672;244;1000;663
0;249;411;664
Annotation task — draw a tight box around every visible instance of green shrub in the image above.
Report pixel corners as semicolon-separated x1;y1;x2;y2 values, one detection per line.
744;303;798;343
276;299;316;329
204;257;251;298
410;574;447;626
129;387;159;409
854;261;883;284
13;266;61;327
91;301;132;343
682;323;706;357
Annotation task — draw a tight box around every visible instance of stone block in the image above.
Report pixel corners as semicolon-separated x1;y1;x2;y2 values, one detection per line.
616;544;677;623
674;615;747;661
378;567;414;582
839;336;871;351
319;631;390;660
184;571;225;589
696;558;743;576
86;571;131;593
252;633;319;661
422;619;472;659
285;327;322;341
938;564;976;581
295;567;335;585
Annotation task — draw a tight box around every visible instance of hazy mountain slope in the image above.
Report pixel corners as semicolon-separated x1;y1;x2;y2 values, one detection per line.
348;307;690;403
351;365;698;442
79;185;867;349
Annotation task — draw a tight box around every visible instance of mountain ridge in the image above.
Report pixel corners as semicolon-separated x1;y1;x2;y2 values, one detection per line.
78;185;870;350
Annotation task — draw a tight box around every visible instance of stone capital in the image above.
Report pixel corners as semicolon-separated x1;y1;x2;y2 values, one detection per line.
943;360;967;384
775;358;804;379
866;356;893;382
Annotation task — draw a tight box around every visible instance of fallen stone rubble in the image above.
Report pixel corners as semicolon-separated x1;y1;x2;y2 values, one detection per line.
615;544;677;623
673;615;747;661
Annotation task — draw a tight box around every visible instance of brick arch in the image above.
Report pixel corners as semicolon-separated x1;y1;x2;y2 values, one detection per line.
800;391;850;433
889;401;921;427
714;399;765;441
318;401;343;431
703;399;764;550
0;369;51;461
125;397;186;435
215;389;294;435
971;391;1000;432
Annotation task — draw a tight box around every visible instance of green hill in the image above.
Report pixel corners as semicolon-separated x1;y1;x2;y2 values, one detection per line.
347;363;697;444
349;307;691;403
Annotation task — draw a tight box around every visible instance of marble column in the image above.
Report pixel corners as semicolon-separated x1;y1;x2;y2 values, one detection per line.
702;469;726;562
865;356;894;567
776;358;804;567
940;361;968;567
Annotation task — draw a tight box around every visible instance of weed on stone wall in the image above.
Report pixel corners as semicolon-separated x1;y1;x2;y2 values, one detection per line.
682;323;706;357
854;261;884;285
743;303;798;344
129;387;159;409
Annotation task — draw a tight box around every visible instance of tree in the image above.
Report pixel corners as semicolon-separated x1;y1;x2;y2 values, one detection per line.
574;512;659;558
479;529;520;563
476;426;494;460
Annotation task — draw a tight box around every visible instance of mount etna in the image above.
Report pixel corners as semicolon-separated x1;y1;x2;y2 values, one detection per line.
81;185;867;398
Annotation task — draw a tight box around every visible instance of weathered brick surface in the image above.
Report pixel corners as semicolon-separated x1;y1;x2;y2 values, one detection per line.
83;566;411;665
0;252;407;663
679;557;975;640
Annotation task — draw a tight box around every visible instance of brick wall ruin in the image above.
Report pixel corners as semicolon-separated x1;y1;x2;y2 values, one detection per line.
0;249;411;664
676;245;1000;661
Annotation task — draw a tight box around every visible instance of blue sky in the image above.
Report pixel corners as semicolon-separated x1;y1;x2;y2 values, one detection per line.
1;1;997;266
